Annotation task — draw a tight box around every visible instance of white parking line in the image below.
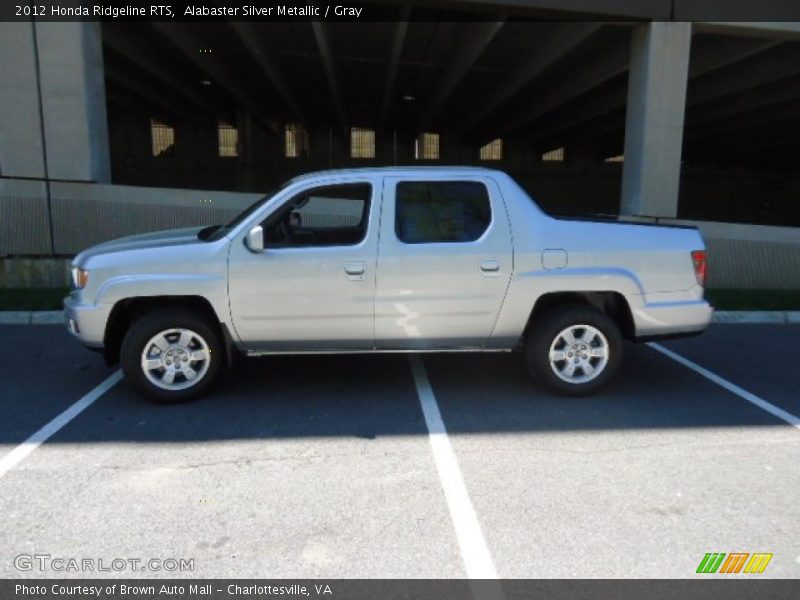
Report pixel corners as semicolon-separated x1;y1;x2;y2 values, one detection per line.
648;343;800;430
0;370;123;478
409;356;499;580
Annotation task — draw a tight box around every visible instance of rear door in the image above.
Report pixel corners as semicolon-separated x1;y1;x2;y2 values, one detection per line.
375;176;513;349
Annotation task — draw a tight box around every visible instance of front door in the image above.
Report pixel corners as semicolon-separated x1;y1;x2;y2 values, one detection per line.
375;176;513;349
228;180;378;352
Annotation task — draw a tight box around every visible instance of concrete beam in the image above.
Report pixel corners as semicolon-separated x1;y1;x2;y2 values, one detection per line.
685;100;800;142
547;68;800;152
378;14;410;131
452;22;601;137
229;22;306;125
105;87;174;124
577;91;800;161
104;28;227;118
689;36;780;78
427;0;672;19
482;34;629;142
526;34;782;146
695;136;800;166
687;43;800;106
531;33;791;150
522;83;627;147
104;59;211;123
694;22;800;40
311;22;348;134
419;20;505;131
151;23;280;135
685;76;800;126
685;116;800;158
621;22;691;218
531;108;626;155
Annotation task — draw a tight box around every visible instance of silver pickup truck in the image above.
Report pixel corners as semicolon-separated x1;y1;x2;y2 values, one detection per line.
64;167;712;402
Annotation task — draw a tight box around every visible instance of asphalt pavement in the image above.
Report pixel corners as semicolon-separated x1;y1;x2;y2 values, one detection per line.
0;324;798;579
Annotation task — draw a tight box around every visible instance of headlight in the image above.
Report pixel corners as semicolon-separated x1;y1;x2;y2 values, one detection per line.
71;267;89;289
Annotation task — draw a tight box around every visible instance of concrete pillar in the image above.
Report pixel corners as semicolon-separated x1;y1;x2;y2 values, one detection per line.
0;23;46;179
0;23;110;183
36;22;110;182
620;22;691;217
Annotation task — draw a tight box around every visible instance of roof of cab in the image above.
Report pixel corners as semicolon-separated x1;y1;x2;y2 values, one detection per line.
290;166;503;182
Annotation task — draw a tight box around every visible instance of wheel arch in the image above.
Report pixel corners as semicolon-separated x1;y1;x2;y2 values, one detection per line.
519;291;635;347
103;296;233;367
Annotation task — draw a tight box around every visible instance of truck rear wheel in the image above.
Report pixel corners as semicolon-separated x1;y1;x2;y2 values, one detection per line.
525;304;622;396
120;309;221;403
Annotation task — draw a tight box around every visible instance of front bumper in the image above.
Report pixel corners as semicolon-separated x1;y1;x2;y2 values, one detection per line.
632;299;714;338
63;295;111;349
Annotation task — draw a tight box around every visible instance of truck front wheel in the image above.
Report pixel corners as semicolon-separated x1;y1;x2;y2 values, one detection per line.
120;309;222;403
525;305;622;396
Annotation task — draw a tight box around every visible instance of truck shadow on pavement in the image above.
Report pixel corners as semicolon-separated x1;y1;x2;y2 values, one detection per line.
0;325;789;445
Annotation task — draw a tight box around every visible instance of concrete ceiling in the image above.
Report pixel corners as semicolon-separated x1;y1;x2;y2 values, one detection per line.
102;7;800;170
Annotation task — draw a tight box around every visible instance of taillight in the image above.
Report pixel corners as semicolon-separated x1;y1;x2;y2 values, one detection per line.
691;250;707;287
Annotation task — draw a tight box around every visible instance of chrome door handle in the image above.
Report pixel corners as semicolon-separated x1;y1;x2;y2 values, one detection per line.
480;259;500;273
344;262;366;279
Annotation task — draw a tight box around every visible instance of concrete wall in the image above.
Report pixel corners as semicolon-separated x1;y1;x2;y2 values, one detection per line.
2;178;798;291
668;219;800;290
0;178;259;257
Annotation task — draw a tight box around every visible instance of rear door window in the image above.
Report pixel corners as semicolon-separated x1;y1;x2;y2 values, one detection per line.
395;181;491;244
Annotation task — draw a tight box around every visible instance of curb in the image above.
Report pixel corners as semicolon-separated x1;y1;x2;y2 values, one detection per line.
0;310;63;325
713;311;800;324
1;310;800;326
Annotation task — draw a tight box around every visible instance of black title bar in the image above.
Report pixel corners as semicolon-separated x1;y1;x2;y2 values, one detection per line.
3;0;800;22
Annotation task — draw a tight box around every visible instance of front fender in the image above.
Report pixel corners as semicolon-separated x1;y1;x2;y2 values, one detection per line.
94;273;226;308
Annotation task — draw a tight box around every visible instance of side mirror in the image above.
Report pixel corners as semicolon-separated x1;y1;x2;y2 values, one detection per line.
245;225;264;252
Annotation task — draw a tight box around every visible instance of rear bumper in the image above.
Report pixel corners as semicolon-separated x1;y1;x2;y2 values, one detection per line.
632;299;713;339
63;295;110;349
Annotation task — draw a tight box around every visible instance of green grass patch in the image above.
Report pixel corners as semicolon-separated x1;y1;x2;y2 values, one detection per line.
705;289;800;311
0;288;70;311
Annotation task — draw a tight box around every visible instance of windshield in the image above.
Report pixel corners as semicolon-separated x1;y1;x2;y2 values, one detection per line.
201;183;290;242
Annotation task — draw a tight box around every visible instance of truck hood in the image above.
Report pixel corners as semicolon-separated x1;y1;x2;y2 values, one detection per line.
74;226;207;265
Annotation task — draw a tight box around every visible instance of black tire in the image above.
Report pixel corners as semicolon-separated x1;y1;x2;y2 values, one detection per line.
120;308;222;404
524;304;623;396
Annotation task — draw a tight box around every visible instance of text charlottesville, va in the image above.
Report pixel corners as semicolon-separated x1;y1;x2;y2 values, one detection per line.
184;5;364;17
